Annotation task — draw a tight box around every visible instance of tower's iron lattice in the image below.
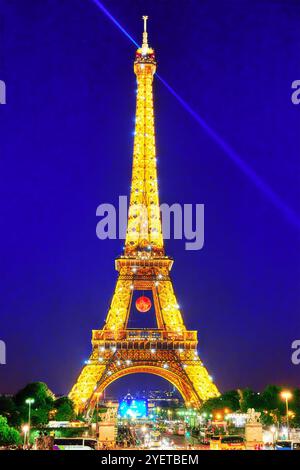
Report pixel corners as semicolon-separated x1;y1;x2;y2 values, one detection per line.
69;17;219;412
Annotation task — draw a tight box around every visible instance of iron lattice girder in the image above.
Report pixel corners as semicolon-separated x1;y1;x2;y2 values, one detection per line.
115;257;174;271
90;347;206;372
102;265;186;332
89;349;204;409
69;267;220;410
69;25;220;413
70;337;219;412
125;52;164;256
92;328;198;342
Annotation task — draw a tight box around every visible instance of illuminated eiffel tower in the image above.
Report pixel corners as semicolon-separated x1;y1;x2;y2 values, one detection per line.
69;17;219;412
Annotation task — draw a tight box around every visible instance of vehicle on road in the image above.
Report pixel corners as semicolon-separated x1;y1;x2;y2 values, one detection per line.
220;435;245;450
275;440;300;451
53;437;97;450
209;435;221;450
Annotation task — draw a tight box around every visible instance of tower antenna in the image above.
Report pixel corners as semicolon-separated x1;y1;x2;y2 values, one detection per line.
142;15;149;51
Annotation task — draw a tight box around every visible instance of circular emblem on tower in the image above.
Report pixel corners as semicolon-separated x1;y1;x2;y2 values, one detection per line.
135;296;152;313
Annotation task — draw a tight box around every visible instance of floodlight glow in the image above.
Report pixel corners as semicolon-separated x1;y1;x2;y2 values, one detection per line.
118;397;148;419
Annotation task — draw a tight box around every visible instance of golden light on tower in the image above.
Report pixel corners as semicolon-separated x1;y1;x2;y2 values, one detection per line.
125;15;163;257
69;17;219;413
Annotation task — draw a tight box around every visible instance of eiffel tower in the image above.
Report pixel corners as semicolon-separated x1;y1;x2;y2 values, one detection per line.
69;17;219;412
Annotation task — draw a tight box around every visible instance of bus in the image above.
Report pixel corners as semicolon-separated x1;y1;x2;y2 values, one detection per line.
53;437;97;450
209;435;221;450
275;440;300;451
220;435;245;450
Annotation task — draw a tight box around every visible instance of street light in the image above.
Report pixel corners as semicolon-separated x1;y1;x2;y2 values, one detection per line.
280;390;292;439
141;426;148;448
95;392;102;437
270;425;276;446
22;424;29;448
25;398;35;446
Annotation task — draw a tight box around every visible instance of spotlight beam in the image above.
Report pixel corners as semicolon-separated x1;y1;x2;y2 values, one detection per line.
90;0;300;230
90;0;139;47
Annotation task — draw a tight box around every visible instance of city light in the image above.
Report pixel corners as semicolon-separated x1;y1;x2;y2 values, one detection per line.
24;398;34;447
25;398;34;405
119;397;148;419
281;390;292;401
280;390;293;439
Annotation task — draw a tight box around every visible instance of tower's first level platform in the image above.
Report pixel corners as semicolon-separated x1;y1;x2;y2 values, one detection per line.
92;328;198;352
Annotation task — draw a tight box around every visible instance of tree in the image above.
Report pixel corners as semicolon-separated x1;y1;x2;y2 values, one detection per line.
14;382;54;425
200;390;240;416
14;382;54;408
219;390;240;411
0;396;15;420
0;415;21;446
240;388;263;412
53;397;75;421
0;395;22;427
261;385;283;412
291;388;300;427
31;407;52;426
199;386;300;427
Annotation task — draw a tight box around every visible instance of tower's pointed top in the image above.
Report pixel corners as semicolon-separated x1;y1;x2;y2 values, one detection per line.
135;15;155;64
142;15;149;53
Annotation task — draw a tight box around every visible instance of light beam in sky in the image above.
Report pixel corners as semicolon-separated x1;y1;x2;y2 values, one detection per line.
90;0;300;230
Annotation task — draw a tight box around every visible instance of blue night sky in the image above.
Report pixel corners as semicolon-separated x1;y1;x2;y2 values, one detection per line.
0;0;299;397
